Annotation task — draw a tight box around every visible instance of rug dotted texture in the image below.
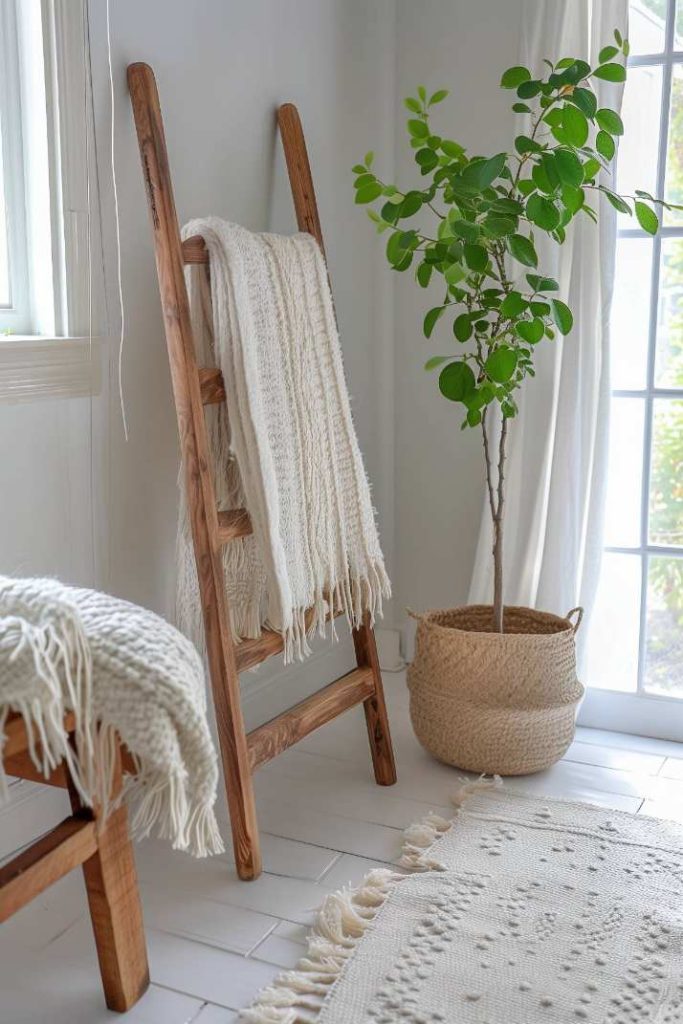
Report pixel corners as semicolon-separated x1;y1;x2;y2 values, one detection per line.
241;782;683;1024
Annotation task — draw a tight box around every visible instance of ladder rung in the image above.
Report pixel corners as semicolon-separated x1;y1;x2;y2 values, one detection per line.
247;666;375;770
235;608;343;672
217;508;252;542
182;235;209;264
198;367;226;405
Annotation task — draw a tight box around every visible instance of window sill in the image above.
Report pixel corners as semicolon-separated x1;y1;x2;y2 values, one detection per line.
0;335;101;402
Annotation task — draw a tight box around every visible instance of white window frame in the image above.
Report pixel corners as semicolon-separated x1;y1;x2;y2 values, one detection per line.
580;0;683;740
0;0;100;401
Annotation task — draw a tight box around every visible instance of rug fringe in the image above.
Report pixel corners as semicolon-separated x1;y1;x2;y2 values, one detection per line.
239;776;500;1023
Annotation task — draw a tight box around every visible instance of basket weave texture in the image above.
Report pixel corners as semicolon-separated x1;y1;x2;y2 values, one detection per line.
407;605;585;776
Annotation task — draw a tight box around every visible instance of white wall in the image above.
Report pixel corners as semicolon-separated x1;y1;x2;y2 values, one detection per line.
392;0;524;638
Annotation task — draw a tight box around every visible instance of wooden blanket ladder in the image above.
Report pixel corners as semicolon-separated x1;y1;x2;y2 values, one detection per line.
127;63;396;881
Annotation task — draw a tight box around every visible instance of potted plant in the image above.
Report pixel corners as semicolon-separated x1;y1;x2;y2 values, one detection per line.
353;32;679;774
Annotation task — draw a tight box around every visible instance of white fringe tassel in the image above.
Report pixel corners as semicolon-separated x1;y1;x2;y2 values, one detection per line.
239;776;502;1023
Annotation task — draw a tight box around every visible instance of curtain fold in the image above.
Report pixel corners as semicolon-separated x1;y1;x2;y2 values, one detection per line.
468;0;629;667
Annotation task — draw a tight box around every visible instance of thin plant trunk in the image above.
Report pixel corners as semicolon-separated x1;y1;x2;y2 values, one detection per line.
482;411;508;633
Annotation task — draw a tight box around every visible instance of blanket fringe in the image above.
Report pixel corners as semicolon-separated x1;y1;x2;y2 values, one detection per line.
239;776;500;1023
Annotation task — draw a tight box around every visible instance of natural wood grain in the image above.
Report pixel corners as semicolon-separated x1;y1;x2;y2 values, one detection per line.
0;814;97;922
353;612;397;786
217;508;253;543
68;747;149;1012
3;749;68;788
199;366;226;405
248;668;374;770
278;102;397;788
128;62;261;881
3;710;75;760
182;234;208;264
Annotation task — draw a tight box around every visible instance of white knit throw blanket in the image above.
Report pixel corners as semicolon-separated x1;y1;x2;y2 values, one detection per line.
0;576;223;857
176;219;390;662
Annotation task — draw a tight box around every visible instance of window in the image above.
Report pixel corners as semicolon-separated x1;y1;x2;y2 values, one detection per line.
586;0;683;703
0;0;31;333
0;0;100;400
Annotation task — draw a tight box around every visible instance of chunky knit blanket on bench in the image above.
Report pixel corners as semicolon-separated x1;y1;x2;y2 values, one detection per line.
177;219;390;662
0;575;223;857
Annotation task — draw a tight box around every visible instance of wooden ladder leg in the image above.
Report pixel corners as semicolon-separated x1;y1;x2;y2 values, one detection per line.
209;653;262;881
68;745;149;1012
353;613;397;786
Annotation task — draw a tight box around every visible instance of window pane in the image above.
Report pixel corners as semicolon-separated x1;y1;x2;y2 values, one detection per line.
585;553;641;692
664;65;683;225
0;113;9;308
604;398;645;546
655;238;683;386
644;555;683;695
617;65;663;217
611;236;652;388
629;0;667;55
649;398;683;546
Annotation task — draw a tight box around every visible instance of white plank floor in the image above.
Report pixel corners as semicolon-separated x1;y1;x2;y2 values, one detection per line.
2;673;683;1023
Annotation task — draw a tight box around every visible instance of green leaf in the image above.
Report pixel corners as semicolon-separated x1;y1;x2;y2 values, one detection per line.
485;346;518;383
593;62;626;82
595;107;624;135
453;313;472;342
404;97;422;114
500;65;531;88
562;104;589;147
355;182;383;204
482;215;517;238
416;147;439;173
568;87;598;119
407;119;429;139
351;163;366;174
416;262;433;288
550;298;574;334
553;148;584;187
424;355;450;370
463;243;488;272
474;152;507;189
561;59;591;84
441;139;465;159
599;44;619;62
354;173;376;189
444;262;467;286
561;184;585;214
417;85;427;102
429;89;449;105
526;273;559;291
451;219;480;243
582;157;602;182
517;79;542;99
512;102;531;113
602;188;631;214
500;291;528;317
614;28;623;45
515;318;545;344
508;233;538;267
400;191;423;218
438;361;476;402
423;305;445;338
364;151;374;167
596;130;616;160
515;135;542;155
527;194;561;230
635;200;659;235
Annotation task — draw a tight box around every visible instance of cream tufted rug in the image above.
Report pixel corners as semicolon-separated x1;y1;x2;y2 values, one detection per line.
242;780;683;1023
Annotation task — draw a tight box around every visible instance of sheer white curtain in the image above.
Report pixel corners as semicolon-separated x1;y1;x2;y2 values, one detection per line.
469;0;628;663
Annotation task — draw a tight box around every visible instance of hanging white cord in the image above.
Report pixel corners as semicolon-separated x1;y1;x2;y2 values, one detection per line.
83;0;96;581
105;0;128;440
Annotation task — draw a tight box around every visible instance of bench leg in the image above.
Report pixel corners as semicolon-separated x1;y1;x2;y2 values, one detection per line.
353;613;398;786
68;747;150;1012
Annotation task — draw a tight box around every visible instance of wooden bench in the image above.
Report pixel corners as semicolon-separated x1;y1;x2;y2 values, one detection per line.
1;711;149;1012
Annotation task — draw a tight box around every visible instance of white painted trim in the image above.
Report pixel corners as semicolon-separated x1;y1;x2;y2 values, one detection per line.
579;686;683;743
0;335;101;402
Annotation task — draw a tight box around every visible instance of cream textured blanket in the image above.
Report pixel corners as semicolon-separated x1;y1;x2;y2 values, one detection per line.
177;219;390;661
0;576;223;857
242;782;683;1023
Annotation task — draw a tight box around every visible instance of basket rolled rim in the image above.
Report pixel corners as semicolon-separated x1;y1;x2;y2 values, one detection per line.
412;604;577;640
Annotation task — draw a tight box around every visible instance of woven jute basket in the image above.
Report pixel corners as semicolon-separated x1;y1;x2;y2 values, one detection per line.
407;604;585;776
